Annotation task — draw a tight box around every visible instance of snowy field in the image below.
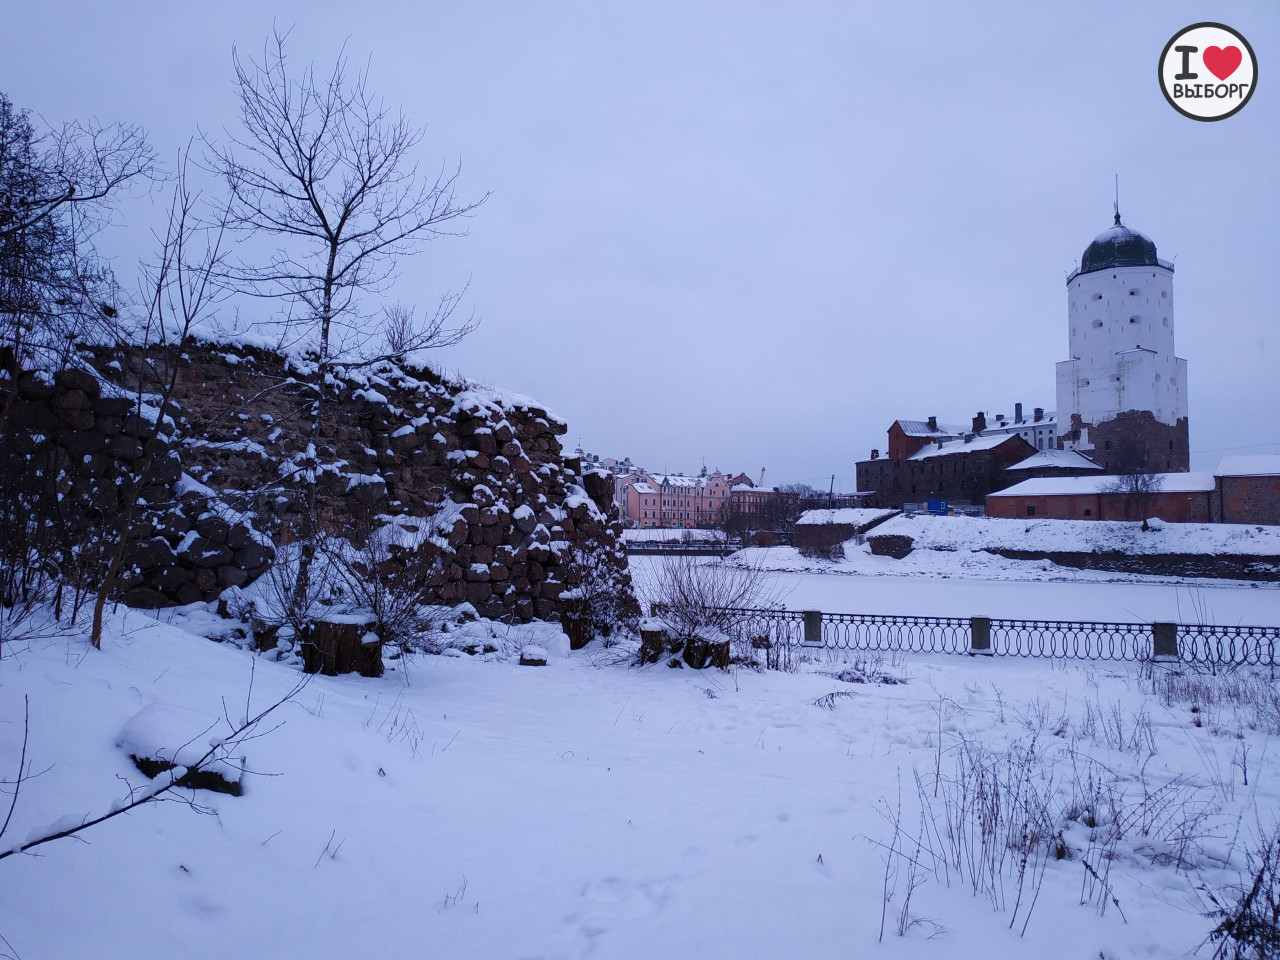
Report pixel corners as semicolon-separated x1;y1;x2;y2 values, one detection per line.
2;554;1280;959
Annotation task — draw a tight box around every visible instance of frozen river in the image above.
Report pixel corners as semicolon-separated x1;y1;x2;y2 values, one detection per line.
628;550;1280;626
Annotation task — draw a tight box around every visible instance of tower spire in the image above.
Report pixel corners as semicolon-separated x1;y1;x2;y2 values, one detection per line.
1113;174;1121;225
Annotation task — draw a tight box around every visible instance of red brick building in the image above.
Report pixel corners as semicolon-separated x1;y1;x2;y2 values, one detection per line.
1212;456;1280;525
987;456;1280;525
986;473;1214;522
857;429;1035;509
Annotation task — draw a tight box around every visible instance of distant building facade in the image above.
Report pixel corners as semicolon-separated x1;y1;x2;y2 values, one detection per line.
856;416;1036;508
614;470;737;528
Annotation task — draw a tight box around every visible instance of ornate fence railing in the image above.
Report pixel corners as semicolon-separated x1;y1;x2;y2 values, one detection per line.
705;607;1280;667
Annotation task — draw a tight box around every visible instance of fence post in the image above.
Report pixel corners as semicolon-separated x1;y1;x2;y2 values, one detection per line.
1152;622;1178;661
969;616;993;656
802;610;824;647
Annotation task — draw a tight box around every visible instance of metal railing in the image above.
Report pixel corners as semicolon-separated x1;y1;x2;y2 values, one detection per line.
624;539;739;557
708;607;1280;667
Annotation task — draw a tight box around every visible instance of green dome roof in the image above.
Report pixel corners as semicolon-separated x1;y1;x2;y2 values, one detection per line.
1076;213;1170;278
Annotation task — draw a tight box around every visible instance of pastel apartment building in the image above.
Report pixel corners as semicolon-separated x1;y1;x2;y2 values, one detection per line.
615;470;748;528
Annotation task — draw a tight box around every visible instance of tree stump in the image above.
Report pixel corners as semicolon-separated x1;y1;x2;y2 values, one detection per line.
301;618;383;677
682;632;730;670
639;622;667;665
560;599;592;650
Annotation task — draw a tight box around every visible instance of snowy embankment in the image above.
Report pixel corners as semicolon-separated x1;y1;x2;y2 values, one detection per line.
872;513;1280;557
3;604;1280;959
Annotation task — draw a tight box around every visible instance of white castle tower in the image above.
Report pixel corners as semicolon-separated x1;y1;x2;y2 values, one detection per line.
1055;208;1190;472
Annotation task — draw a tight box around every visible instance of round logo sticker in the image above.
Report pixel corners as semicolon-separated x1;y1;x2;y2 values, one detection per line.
1159;23;1257;121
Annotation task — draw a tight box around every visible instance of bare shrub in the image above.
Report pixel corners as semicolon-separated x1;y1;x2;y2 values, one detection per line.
1205;822;1280;960
641;553;783;662
329;525;444;654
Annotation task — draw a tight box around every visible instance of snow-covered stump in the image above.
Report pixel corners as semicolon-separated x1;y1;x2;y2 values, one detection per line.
682;631;730;670
301;618;383;678
116;704;245;796
639;619;667;664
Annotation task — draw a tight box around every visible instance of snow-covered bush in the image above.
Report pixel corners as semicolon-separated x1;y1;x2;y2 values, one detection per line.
560;540;639;648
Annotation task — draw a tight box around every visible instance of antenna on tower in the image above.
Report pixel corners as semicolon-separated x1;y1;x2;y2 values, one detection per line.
1114;174;1121;225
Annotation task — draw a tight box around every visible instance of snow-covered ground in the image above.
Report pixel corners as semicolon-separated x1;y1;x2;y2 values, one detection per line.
2;553;1279;959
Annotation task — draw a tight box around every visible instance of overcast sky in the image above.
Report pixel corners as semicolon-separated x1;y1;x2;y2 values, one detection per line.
7;1;1278;489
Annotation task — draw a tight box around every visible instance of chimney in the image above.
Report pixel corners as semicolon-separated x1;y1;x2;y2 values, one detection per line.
927;415;937;431
1034;407;1044;422
1015;402;1023;424
972;411;986;434
870;448;879;460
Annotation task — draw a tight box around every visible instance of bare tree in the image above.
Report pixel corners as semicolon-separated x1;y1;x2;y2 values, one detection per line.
0;90;156;367
1102;439;1163;527
211;29;486;616
84;156;231;648
378;295;478;364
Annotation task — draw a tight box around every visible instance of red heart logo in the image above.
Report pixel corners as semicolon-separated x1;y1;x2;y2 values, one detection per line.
1203;45;1242;81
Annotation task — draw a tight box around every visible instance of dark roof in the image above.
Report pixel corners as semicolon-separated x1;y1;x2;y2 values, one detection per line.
1069;213;1173;282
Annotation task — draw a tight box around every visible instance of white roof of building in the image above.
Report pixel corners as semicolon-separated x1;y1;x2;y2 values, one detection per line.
895;419;965;438
906;434;1020;461
1007;449;1103;472
797;508;897;527
631;482;656;494
660;475;703;488
983;412;1057;435
988;472;1215;498
1215;455;1280;478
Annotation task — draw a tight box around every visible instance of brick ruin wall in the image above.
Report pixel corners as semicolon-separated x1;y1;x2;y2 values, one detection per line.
0;342;634;623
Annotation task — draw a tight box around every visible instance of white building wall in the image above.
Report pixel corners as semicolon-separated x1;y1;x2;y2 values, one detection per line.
1057;263;1188;452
